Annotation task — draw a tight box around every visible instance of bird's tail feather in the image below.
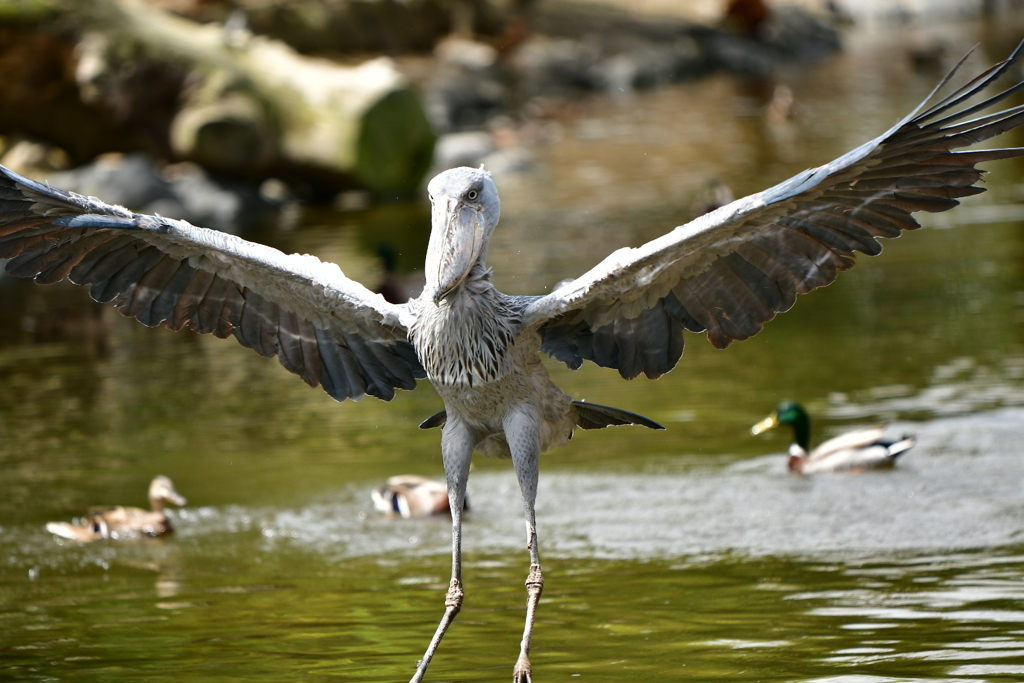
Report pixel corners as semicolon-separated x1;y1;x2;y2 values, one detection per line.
885;436;916;460
419;410;447;429
573;401;664;430
418;401;664;431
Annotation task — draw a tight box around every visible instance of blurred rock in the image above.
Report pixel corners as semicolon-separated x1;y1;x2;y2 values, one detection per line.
433;131;496;170
436;36;500;70
430;126;535;177
48;153;296;234
143;0;511;55
488;4;838;104
756;5;842;62
480;146;533;177
515;33;709;96
512;37;602;95
1;0;841;203
425;38;508;133
413;3;840;139
0;139;70;178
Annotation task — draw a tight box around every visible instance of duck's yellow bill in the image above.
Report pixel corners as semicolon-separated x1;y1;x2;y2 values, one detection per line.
750;413;778;435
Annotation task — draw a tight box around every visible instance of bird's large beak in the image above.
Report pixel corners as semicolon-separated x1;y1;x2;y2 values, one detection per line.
426;196;479;304
750;413;779;435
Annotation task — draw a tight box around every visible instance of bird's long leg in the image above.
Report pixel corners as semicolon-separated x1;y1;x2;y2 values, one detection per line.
505;408;544;683
409;415;474;683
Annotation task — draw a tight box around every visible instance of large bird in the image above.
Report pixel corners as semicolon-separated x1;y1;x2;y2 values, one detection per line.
2;43;1024;682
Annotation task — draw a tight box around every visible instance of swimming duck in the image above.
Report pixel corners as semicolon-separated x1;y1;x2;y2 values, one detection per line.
371;475;466;518
46;475;187;541
751;401;916;474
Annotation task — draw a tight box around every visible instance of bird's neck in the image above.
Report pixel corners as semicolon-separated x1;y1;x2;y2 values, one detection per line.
460;261;494;295
787;414;811;451
411;271;521;387
149;496;165;513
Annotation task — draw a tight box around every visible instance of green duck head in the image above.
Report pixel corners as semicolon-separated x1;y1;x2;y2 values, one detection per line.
751;400;811;451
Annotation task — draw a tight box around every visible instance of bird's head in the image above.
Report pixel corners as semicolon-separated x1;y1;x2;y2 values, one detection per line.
762;401;807;428
149;475;187;508
751;401;810;450
424;167;500;304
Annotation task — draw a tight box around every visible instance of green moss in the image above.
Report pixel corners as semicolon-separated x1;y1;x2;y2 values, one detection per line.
355;88;436;196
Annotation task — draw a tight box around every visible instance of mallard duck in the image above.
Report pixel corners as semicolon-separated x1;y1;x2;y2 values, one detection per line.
46;475;187;542
371;475;467;518
751;401;916;474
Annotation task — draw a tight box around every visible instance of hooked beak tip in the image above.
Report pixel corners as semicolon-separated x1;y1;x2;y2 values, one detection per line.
428;285;447;306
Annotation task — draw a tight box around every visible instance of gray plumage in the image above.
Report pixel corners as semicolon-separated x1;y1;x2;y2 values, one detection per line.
2;42;1024;682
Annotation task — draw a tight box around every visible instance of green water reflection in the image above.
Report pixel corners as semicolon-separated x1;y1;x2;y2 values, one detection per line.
6;545;1024;682
3;17;1024;683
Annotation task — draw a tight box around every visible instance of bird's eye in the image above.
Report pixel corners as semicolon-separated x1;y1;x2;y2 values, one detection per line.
467;190;478;201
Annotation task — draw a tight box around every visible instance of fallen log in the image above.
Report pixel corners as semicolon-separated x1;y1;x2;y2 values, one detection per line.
1;0;436;195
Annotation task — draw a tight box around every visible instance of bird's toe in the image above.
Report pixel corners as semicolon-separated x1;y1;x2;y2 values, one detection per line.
512;656;532;683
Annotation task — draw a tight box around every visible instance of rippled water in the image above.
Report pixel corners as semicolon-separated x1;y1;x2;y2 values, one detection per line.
3;17;1024;683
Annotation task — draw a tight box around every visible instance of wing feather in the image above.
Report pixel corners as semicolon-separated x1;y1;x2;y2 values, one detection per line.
635;304;676;379
193;275;233;337
131;259;184;326
213;279;244;339
528;41;1024;377
720;251;788;313
170;269;215;331
144;261;198;328
68;235;135;282
315;326;357;401
0;165;425;402
99;246;167;304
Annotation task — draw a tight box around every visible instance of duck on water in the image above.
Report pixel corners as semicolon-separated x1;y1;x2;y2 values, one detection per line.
752;401;916;475
45;475;187;542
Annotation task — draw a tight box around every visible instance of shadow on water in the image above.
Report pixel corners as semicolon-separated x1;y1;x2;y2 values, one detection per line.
3;15;1024;683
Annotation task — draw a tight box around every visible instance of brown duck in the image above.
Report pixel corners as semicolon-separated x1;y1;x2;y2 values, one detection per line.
46;475;187;542
371;475;467;518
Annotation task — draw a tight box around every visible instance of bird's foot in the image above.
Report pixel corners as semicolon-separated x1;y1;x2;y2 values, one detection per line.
512;654;533;683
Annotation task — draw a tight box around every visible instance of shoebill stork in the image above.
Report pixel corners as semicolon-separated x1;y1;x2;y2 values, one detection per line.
3;43;1024;682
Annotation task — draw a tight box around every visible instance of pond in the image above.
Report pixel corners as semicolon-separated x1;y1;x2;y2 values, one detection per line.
3;17;1024;683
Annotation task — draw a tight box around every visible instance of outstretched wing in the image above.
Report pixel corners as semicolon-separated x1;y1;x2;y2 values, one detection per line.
0;167;425;401
524;41;1024;380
